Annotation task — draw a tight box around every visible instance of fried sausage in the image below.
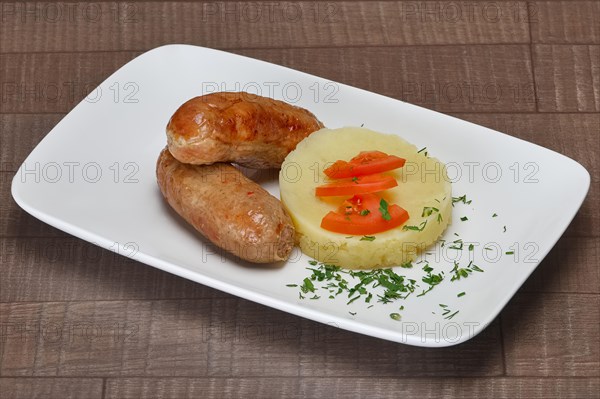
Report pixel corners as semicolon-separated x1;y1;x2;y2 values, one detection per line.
156;147;295;263
166;92;324;169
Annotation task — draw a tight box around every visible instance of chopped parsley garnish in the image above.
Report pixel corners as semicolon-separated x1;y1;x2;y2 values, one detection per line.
450;261;472;281
452;195;472;206
468;244;474;251
492;213;498;217
390;313;401;321
374;269;417;304
403;220;428;232
503;225;507;233
457;292;466;297
360;209;371;216
422;206;439;217
294;261;418;307
349;311;357;316
379;199;391;221
460;216;468;221
421;206;444;224
445;310;459;320
449;239;463;250
360;235;376;241
352;177;359;183
439;304;459;319
505;251;514;255
418;264;444;297
421;271;444;287
301;278;315;293
471;264;484;272
450;261;483;281
286;284;298;287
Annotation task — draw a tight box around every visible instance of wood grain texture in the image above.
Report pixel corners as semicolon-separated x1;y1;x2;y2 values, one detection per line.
520;237;600;294
532;45;600;112
502;293;600;376
105;377;300;399
0;378;103;399
0;2;531;53
0;237;227;302
102;377;600;399
0;46;536;113
0;52;141;113
0;300;213;376
531;1;600;43
297;316;504;377
236;46;536;112
1;172;67;237
0;298;503;377
299;377;600;398
1;0;599;395
0;114;65;172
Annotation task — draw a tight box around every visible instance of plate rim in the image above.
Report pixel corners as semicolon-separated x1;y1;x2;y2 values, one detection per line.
10;44;592;347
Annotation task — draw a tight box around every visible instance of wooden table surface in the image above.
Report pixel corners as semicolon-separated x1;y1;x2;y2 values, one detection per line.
1;1;599;398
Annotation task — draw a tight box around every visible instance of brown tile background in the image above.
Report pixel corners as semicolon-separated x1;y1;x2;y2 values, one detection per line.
1;1;598;398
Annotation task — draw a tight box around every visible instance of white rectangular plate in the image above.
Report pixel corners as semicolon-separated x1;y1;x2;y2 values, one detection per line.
12;45;590;347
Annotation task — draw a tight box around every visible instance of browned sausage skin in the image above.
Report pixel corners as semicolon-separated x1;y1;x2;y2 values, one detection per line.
156;147;295;263
166;92;324;169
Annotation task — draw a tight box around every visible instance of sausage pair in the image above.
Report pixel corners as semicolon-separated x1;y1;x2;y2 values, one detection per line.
156;92;324;263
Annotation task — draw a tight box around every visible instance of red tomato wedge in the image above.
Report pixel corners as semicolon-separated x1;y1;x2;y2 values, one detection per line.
315;174;398;197
320;193;409;235
324;151;406;179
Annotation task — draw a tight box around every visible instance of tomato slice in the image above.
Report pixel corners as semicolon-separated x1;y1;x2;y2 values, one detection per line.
324;151;406;179
315;174;398;197
320;193;409;235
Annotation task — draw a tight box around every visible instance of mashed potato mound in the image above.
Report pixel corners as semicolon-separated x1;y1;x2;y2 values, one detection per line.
279;127;452;269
